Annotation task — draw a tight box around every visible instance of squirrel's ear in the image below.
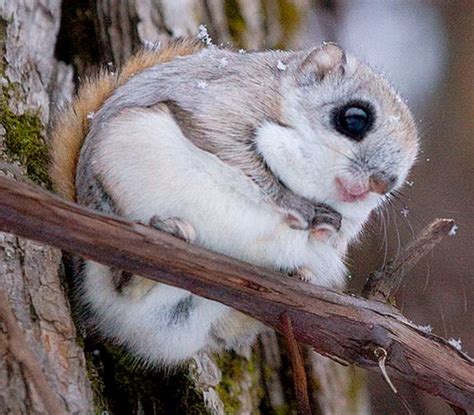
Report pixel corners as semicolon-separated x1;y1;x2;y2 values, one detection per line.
296;43;346;85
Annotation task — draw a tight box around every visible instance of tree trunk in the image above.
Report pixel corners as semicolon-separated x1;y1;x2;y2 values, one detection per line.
0;1;369;413
0;1;93;413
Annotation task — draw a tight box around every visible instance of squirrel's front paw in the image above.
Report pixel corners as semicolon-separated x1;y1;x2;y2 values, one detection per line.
278;191;342;240
309;204;341;242
282;208;309;230
149;216;196;243
290;267;316;283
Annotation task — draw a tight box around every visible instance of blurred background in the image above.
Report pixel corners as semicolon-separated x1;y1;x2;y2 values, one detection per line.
284;2;473;413
54;0;472;413
287;2;473;414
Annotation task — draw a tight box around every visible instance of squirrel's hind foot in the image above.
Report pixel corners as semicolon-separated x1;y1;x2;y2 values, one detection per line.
149;216;197;243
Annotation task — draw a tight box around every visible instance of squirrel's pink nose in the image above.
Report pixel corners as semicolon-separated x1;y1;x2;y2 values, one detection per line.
369;174;397;195
335;177;369;202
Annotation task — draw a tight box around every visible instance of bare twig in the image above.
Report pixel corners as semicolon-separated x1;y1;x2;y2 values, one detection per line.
362;218;456;301
374;347;416;415
0;176;471;411
0;288;64;414
280;313;312;415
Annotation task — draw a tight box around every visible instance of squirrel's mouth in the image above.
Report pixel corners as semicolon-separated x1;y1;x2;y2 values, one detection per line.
334;177;369;203
334;173;397;204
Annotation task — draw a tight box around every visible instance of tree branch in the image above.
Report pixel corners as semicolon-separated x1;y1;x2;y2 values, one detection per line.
363;218;457;301
280;313;312;415
0;176;471;411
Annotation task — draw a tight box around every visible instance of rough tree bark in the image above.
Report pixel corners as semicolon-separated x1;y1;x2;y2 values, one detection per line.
0;1;384;413
0;1;93;413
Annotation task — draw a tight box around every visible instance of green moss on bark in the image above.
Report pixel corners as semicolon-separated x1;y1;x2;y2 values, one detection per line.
347;368;367;412
261;0;301;49
224;0;247;48
0;22;50;187
0;83;51;187
215;349;264;414
276;0;300;48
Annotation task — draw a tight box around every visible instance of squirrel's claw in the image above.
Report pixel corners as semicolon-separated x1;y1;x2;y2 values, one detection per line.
309;204;342;242
149;216;197;243
290;267;315;283
283;209;309;230
278;189;342;237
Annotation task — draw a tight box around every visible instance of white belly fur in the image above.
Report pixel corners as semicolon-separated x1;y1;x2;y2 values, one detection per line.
80;108;346;365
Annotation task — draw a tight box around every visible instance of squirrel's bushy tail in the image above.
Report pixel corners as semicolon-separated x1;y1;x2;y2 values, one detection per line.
49;39;203;200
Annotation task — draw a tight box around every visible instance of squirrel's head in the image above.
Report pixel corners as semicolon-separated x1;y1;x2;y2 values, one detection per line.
256;43;419;222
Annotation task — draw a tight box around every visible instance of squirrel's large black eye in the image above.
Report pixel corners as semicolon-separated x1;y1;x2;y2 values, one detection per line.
333;102;374;141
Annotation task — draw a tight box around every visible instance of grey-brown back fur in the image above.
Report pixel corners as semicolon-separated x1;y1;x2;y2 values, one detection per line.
77;48;314;217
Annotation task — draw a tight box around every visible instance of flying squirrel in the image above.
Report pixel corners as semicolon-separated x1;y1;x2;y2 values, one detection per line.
49;38;418;366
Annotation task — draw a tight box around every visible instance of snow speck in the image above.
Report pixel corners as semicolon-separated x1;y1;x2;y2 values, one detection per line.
218;57;228;69
448;338;462;351
388;115;400;124
417;324;432;333
87;111;95;120
400;207;409;217
142;40;161;50
277;60;287;71
426;157;431;162
198;24;213;46
405;180;414;187
106;62;116;75
197;80;209;89
3;246;15;260
239;49;246;54
448;224;458;237
142;40;154;49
